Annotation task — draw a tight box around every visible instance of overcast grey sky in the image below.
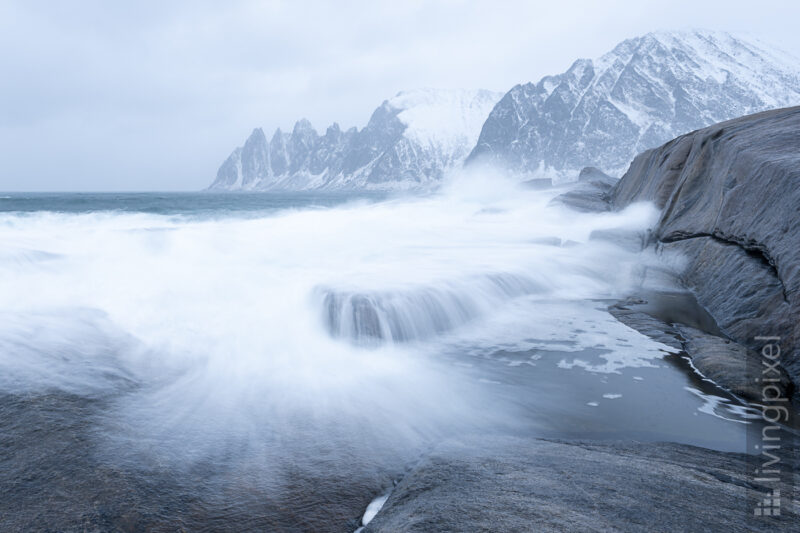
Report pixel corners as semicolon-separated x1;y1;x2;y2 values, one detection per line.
1;0;799;191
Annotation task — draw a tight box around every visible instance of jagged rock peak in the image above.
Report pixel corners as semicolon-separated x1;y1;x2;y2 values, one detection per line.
208;88;502;191
292;119;317;134
466;30;800;180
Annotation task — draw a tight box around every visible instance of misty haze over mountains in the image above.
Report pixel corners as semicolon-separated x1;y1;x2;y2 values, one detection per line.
209;89;502;191
209;30;800;191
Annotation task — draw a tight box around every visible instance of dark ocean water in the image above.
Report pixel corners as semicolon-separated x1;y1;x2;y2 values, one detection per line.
0;188;773;531
0;191;389;216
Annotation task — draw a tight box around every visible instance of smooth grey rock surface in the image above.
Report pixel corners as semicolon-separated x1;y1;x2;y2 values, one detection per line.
577;166;614;183
608;298;683;351
609;298;792;402
365;436;799;533
677;324;792;402
467;31;800;178
550;167;617;212
611;106;800;390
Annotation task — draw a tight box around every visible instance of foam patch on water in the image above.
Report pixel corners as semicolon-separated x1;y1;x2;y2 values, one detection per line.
439;298;677;373
361;492;390;526
684;386;759;424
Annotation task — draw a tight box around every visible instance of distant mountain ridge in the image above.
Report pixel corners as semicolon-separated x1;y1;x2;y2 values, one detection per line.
209;89;502;191
209;31;800;191
466;30;800;178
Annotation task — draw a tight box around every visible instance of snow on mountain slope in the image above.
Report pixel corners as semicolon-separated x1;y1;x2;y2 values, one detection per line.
209;89;502;191
390;89;501;151
466;30;800;179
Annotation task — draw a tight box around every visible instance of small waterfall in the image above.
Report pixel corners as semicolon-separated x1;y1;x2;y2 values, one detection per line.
318;273;543;344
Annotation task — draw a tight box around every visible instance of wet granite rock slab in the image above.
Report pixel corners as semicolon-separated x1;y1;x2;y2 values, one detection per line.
0;393;377;533
610;107;800;386
366;436;799;533
551;167;617;212
677;324;793;403
609;298;792;403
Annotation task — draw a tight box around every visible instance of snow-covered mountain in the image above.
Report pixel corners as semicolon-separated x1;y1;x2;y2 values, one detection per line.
209;89;502;191
466;30;800;179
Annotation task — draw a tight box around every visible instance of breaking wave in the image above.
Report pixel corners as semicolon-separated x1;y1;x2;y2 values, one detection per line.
318;273;544;343
0;172;662;481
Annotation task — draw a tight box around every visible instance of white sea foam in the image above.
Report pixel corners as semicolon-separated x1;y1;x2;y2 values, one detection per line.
0;172;671;473
361;492;390;526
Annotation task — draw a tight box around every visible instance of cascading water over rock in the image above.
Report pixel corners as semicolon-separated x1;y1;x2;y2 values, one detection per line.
318;273;544;343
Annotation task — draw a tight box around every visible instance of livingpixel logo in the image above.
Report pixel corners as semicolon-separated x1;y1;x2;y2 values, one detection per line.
754;489;781;517
751;335;790;518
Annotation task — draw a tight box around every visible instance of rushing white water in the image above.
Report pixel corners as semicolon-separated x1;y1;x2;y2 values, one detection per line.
0;172;671;476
